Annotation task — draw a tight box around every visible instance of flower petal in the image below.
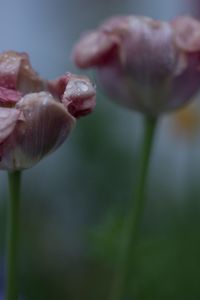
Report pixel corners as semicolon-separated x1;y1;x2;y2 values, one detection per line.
172;16;200;52
0;51;44;93
0;91;74;170
63;75;96;118
48;74;96;118
73;31;119;68
16;91;75;159
0;87;22;106
47;74;69;99
0;107;20;143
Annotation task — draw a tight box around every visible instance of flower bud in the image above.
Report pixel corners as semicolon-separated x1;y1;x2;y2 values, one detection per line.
73;15;200;116
0;51;96;170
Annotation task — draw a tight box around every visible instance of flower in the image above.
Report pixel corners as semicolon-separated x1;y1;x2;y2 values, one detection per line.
73;15;200;116
0;51;95;170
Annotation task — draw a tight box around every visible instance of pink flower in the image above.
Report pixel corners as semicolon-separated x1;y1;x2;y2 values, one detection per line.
0;51;96;170
73;15;200;116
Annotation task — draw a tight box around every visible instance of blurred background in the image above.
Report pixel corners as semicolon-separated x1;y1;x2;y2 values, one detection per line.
0;0;200;299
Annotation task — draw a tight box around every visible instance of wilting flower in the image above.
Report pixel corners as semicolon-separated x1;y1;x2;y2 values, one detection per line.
73;15;200;116
0;51;95;170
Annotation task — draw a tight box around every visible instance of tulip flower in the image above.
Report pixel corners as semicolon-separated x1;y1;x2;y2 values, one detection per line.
73;15;200;116
73;15;200;300
0;51;95;171
0;51;96;300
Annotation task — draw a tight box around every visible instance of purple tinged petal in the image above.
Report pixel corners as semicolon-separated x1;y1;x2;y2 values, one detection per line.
168;54;200;110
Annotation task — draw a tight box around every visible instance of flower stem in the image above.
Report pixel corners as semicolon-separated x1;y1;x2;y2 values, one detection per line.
6;171;21;300
110;116;157;300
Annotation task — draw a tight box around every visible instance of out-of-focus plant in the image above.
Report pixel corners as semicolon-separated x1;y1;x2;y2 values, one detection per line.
0;51;96;300
171;101;200;139
73;15;200;300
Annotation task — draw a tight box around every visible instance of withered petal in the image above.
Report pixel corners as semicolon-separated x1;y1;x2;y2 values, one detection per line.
63;77;96;118
48;73;96;118
0;51;44;94
16;91;75;156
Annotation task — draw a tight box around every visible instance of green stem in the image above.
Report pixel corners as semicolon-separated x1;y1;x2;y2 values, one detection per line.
110;116;157;300
6;171;21;300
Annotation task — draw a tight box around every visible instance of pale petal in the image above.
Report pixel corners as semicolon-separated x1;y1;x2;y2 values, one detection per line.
0;107;20;143
13;92;75;168
48;73;96;118
63;76;96;117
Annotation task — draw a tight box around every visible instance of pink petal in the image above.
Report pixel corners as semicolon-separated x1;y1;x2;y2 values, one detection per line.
73;31;119;68
48;73;96;118
63;76;96;118
0;107;20;143
48;74;70;99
